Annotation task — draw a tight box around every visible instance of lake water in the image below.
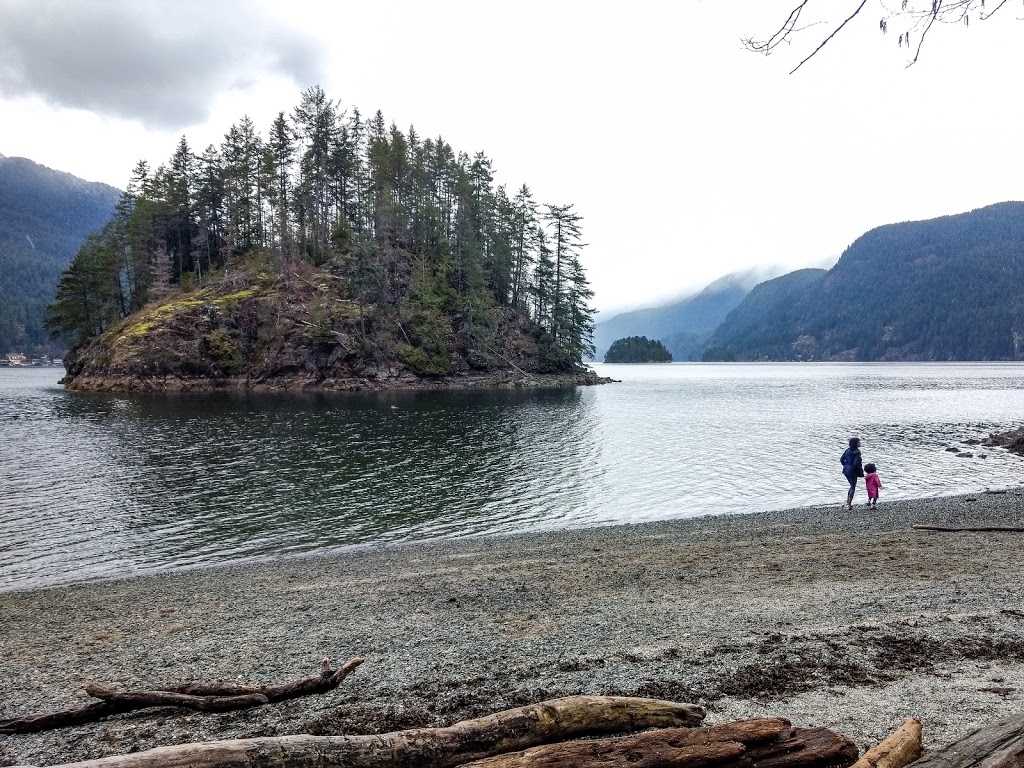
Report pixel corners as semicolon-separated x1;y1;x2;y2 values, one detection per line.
2;363;1023;592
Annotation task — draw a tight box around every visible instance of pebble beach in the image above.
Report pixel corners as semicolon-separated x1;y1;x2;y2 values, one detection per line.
3;490;1024;766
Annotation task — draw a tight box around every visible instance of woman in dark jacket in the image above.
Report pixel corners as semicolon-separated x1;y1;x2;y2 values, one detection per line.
840;437;863;510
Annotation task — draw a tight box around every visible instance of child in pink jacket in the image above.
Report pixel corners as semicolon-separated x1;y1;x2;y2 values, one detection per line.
864;463;883;508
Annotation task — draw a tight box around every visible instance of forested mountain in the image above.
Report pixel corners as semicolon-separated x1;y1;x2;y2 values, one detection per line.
707;202;1024;361
0;154;120;355
592;269;773;361
49;87;599;391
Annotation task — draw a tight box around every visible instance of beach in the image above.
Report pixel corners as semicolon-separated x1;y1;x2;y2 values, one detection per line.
3;490;1024;767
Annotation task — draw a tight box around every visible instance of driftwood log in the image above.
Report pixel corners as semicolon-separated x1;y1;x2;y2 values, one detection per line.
13;696;706;768
912;524;1024;533
849;717;922;768
413;718;857;768
909;713;1024;768
0;657;363;734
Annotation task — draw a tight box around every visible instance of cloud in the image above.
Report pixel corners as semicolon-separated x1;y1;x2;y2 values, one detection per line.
0;0;325;129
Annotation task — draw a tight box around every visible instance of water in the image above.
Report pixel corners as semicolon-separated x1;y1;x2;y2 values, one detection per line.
2;363;1023;591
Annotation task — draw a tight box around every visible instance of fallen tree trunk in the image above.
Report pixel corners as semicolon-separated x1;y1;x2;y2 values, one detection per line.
459;717;791;768
848;717;922;768
458;721;857;768
909;713;1024;768
912;524;1024;533
84;686;269;712
17;696;706;768
0;657;363;735
159;656;365;702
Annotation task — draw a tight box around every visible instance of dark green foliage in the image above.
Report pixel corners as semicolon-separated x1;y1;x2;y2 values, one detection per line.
709;202;1024;361
604;336;672;363
0;156;119;354
46;89;596;372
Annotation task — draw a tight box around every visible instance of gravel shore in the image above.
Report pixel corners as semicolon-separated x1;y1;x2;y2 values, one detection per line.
3;490;1024;766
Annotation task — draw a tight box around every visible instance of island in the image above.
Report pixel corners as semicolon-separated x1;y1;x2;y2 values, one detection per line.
47;89;607;392
603;335;672;363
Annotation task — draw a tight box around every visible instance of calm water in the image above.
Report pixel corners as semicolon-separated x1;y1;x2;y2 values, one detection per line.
2;363;1023;591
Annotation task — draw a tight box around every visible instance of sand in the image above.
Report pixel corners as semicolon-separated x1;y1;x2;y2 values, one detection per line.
3;490;1024;766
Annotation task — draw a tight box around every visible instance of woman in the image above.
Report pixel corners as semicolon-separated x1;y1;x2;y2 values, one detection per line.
840;437;864;510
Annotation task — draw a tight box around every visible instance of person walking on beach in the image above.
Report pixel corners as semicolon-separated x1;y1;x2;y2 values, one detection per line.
840;437;864;510
864;463;882;508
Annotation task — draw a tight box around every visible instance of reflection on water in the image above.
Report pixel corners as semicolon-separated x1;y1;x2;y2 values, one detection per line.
2;363;1024;590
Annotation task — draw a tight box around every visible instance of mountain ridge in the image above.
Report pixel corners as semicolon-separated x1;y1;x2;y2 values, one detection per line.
0;154;121;355
708;201;1024;361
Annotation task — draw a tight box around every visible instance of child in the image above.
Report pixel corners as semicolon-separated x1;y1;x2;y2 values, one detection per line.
864;463;882;508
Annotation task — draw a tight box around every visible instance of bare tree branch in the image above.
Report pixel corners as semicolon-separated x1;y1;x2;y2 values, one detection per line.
745;0;1022;72
790;0;869;73
907;0;943;66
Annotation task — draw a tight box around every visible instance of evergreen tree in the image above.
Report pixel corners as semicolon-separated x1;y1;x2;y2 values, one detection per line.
46;89;598;374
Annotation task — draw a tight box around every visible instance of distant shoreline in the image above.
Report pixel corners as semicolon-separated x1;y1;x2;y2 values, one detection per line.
4;490;1024;765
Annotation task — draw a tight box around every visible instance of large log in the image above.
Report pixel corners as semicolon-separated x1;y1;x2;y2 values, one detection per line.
458;717;791;768
460;738;747;768
0;657;363;735
18;696;706;768
909;713;1024;768
750;727;859;768
848;717;922;768
458;720;857;768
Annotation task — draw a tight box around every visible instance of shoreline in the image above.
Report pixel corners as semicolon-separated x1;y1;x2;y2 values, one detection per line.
59;368;615;394
3;491;1024;765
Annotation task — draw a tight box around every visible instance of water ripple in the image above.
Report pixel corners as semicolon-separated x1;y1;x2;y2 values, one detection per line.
3;363;1024;591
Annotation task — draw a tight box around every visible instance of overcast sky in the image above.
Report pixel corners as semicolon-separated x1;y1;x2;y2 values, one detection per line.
1;0;1021;316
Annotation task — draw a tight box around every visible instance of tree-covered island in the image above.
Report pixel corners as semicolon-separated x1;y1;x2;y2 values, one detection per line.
604;336;672;363
47;87;606;392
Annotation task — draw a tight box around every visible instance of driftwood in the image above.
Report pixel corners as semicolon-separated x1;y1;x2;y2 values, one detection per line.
460;737;746;768
912;524;1024;533
84;685;270;712
910;713;1024;768
0;657;363;735
459;717;789;767
16;696;706;768
459;720;858;768
848;718;922;768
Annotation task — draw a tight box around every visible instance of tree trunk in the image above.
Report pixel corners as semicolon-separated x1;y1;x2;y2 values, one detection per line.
910;713;1024;768
22;696;705;768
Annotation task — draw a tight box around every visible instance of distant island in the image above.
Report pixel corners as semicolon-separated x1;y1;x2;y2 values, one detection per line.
46;88;607;392
604;336;672;363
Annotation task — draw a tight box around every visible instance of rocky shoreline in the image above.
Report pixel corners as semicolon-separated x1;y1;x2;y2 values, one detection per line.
3;490;1024;766
61;367;615;393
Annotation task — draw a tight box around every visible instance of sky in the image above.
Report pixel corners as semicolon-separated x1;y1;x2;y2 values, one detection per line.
1;0;1022;317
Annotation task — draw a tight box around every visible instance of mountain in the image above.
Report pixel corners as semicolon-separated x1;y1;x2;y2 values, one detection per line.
593;268;777;361
0;155;120;355
707;202;1024;361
